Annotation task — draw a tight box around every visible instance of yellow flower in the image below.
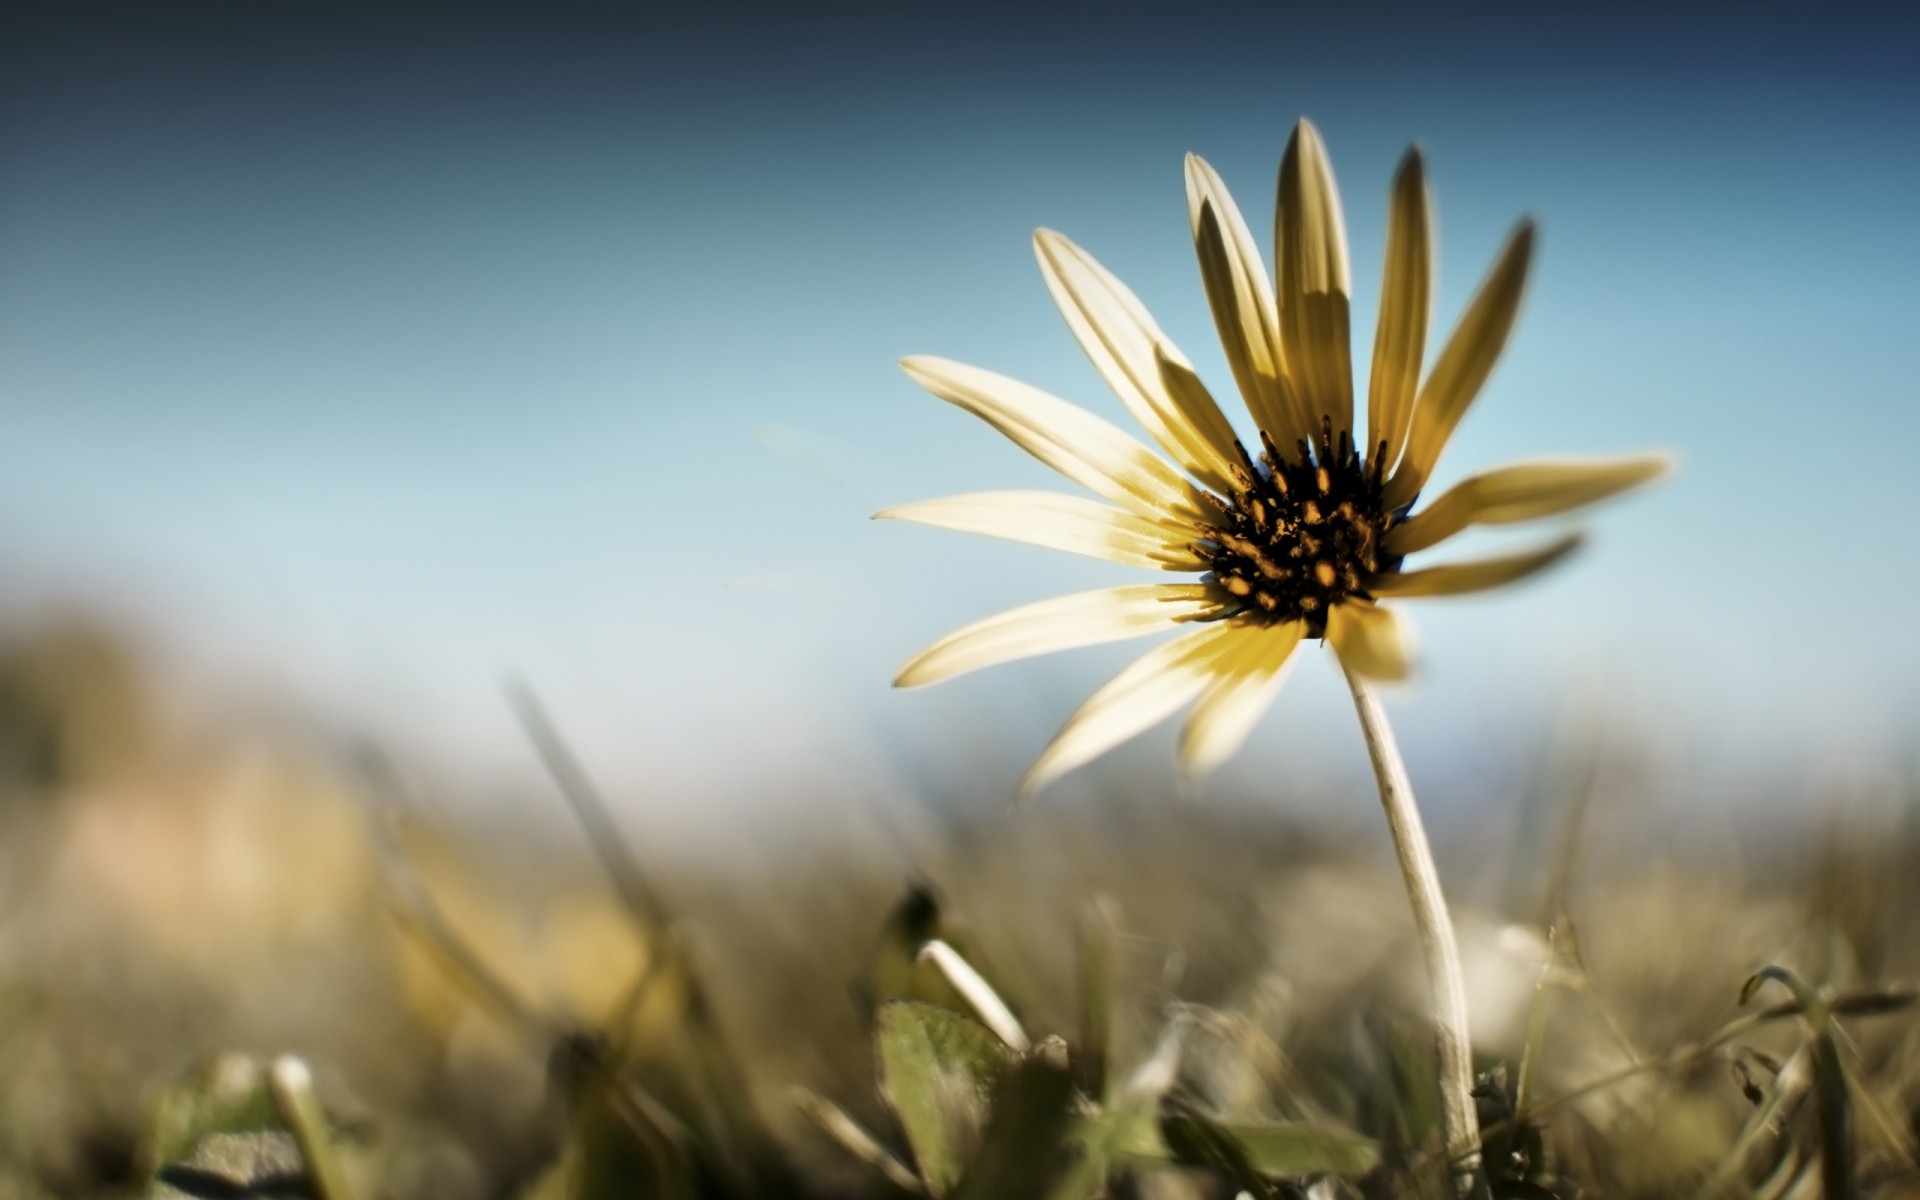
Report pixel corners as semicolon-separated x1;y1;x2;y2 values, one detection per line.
881;120;1668;798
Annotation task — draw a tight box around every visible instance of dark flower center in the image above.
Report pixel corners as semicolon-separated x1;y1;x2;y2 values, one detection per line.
1195;423;1403;636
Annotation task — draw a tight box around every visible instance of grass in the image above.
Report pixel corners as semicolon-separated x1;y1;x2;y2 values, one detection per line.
0;617;1917;1198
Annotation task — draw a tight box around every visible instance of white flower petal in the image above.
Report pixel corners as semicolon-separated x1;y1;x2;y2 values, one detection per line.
1177;619;1305;775
1386;221;1536;510
1019;620;1241;800
1366;148;1432;474
1325;598;1415;681
1185;153;1303;447
900;355;1209;524
1372;533;1583;599
1387;453;1673;555
1034;229;1243;493
1274;119;1354;441
894;583;1220;689
875;492;1204;571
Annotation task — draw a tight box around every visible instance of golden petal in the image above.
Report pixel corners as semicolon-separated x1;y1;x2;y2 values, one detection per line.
1177;619;1305;775
1034;229;1243;494
1325;598;1415;681
875;491;1204;571
1185;153;1303;447
1274;119;1354;442
894;584;1219;689
900;355;1208;524
1386;220;1536;510
1387;453;1673;555
1018;620;1241;801
1372;532;1583;598
1366;147;1432;474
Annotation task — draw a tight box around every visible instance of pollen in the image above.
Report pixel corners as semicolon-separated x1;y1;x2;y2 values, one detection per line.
1198;425;1402;636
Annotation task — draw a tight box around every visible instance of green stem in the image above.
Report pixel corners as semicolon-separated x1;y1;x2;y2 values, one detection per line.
269;1056;357;1200
1343;665;1485;1199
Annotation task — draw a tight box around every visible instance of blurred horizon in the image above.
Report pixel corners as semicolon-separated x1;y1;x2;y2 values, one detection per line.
0;0;1916;839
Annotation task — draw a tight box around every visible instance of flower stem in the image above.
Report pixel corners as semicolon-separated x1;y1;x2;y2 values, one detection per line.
1343;664;1486;1199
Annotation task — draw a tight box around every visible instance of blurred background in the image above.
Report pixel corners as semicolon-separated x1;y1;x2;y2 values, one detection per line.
0;2;1916;1196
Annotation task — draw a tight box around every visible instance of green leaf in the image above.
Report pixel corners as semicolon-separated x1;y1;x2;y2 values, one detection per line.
876;1001;1017;1196
1158;1097;1381;1186
953;1050;1079;1200
147;1055;282;1171
1049;1095;1156;1200
1218;1120;1382;1177
1158;1099;1276;1200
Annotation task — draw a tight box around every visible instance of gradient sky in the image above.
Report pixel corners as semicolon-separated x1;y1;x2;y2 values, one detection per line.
0;2;1915;833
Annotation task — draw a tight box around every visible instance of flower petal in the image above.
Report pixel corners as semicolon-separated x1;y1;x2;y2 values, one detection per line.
1274;119;1354;442
900;355;1208;524
1386;220;1537;510
894;583;1220;689
1019;620;1241;800
1185;153;1304;447
1371;533;1583;598
1366;148;1432;474
875;491;1204;571
1325;598;1415;682
1034;229;1243;494
1177;619;1305;775
1386;453;1673;555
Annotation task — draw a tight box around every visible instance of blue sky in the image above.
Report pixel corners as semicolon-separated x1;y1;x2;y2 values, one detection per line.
0;2;1914;828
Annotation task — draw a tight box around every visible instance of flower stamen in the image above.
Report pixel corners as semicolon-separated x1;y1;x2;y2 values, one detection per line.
1200;436;1401;635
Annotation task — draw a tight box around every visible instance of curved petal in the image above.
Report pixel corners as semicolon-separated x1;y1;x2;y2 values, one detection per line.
1018;619;1242;801
1185;153;1305;448
1386;453;1673;555
894;583;1221;689
1371;533;1582;598
1034;229;1243;494
900;355;1209;524
1325;598;1415;681
1386;220;1537;510
875;491;1204;571
1177;619;1305;775
1274;119;1354;441
1366;147;1432;474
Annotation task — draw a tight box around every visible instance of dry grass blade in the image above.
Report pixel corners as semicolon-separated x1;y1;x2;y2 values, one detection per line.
1513;929;1557;1114
790;1086;924;1194
507;680;671;930
352;751;559;1049
1691;1043;1811;1200
348;748;699;1178
1741;966;1852;1200
919;939;1031;1053
1077;898;1118;1101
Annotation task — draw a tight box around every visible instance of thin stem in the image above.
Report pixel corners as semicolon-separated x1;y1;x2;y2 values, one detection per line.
1343;664;1485;1199
269;1056;358;1200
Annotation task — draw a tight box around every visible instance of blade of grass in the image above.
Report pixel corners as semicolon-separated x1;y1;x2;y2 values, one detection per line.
791;1086;924;1194
268;1057;356;1200
919;939;1031;1053
1741;966;1852;1200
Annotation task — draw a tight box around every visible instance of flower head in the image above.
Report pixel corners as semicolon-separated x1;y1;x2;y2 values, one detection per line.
881;120;1668;798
